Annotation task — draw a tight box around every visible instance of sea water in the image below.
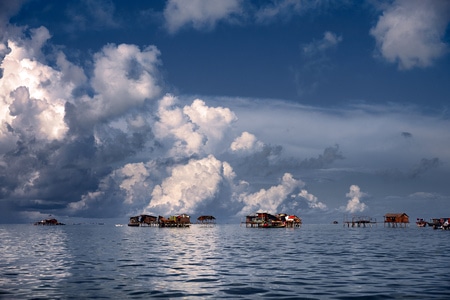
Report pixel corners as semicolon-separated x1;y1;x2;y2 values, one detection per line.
0;223;449;299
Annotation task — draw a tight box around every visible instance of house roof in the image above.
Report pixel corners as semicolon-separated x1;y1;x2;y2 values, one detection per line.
384;213;409;217
140;214;157;218
197;215;215;221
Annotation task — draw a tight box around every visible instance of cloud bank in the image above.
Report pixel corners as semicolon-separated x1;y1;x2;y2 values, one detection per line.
1;2;450;223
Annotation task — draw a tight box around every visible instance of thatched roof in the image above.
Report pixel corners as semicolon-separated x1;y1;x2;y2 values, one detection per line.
197;215;216;221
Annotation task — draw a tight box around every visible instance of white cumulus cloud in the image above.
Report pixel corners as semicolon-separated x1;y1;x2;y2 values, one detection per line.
184;98;237;146
230;131;264;153
164;0;243;33
88;43;162;120
1;29;70;142
146;155;232;215
344;185;368;213
298;189;327;210
237;173;304;216
370;0;450;70
154;95;237;157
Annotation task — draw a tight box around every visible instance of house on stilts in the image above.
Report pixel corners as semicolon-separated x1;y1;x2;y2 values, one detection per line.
384;213;409;227
158;214;191;227
243;212;302;228
197;215;216;226
34;218;65;226
128;214;158;227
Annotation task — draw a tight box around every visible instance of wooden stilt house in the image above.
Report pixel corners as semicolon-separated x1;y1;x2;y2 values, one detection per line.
158;214;191;227
243;212;301;228
384;213;409;227
34;218;65;225
197;215;216;226
128;214;158;226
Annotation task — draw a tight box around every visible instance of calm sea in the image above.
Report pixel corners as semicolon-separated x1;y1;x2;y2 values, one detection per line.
0;223;449;299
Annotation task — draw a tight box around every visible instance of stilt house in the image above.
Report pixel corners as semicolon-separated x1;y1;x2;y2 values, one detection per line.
34;218;65;225
128;214;157;226
158;214;191;227
384;213;409;227
197;215;216;225
244;212;301;228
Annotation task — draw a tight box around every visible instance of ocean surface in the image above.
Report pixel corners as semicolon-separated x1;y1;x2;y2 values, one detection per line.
0;223;449;299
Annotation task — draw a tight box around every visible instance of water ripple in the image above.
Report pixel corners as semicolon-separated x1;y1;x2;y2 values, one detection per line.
1;224;450;298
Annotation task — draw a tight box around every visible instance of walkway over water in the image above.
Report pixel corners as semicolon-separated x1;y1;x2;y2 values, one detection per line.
343;215;377;227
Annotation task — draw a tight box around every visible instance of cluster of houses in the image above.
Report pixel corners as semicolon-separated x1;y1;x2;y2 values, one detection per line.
342;213;450;230
243;212;302;228
416;217;450;230
127;214;217;227
127;212;303;228
126;212;448;229
381;213;450;230
32;212;449;230
343;213;417;228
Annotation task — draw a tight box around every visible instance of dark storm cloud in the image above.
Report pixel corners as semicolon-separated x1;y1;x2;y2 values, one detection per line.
378;157;442;181
409;157;441;179
0;0;26;29
401;132;412;138
65;0;121;32
299;145;344;169
223;144;343;180
0;0;28;78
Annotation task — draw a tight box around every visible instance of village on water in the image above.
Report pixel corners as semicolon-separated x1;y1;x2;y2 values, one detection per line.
33;211;450;230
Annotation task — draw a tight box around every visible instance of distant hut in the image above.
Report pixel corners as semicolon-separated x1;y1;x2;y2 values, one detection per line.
128;216;140;226
34;218;65;225
128;214;158;227
245;213;261;227
157;215;169;227
139;214;157;226
158;214;190;227
428;218;450;229
177;214;191;226
384;213;409;227
197;215;216;226
283;214;302;228
243;212;300;228
245;213;260;226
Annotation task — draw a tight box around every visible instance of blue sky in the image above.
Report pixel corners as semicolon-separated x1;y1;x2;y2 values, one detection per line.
1;0;449;224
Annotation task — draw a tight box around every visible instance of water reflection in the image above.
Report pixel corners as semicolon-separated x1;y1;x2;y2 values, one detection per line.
0;225;72;298
132;224;222;297
2;224;450;298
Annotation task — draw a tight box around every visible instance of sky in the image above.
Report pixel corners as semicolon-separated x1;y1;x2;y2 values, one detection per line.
1;0;450;224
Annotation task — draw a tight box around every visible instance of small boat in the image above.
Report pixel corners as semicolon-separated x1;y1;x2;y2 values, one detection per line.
115;224;123;227
416;218;427;227
428;218;450;229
